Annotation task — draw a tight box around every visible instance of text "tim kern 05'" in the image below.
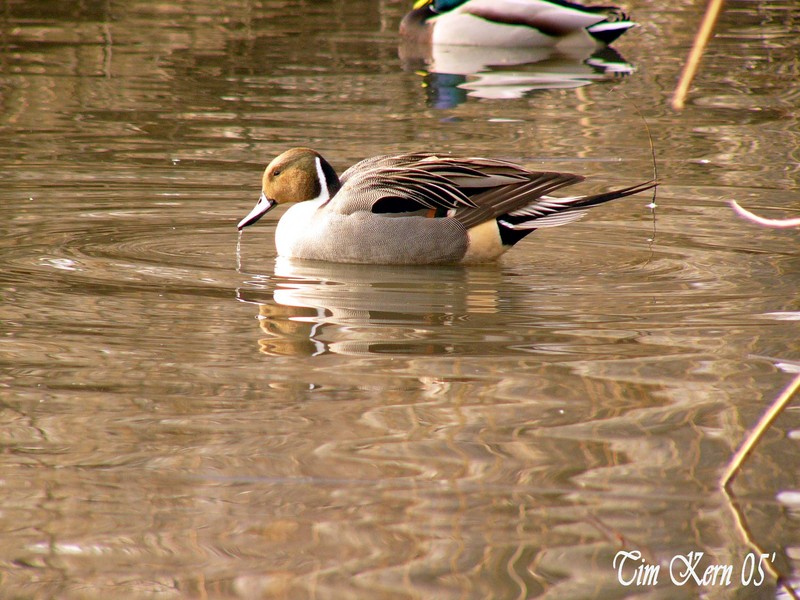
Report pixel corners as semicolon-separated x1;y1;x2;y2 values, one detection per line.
613;550;776;587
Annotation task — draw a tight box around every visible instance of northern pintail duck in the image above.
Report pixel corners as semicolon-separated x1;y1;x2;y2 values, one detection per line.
400;0;637;48
237;148;655;265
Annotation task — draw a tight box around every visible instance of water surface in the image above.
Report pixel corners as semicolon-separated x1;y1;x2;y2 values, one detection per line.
2;1;799;598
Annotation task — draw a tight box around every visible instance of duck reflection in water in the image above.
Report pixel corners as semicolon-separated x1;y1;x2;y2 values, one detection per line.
400;43;633;109
237;258;509;358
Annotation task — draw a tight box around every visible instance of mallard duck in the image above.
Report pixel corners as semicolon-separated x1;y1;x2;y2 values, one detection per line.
400;0;637;48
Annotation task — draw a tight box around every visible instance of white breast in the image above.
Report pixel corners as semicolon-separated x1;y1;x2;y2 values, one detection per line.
274;199;326;258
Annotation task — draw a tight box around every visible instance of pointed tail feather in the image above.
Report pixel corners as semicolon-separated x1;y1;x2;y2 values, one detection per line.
568;179;657;209
496;179;657;246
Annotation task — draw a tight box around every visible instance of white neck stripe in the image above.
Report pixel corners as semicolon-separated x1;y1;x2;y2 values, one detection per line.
314;156;331;203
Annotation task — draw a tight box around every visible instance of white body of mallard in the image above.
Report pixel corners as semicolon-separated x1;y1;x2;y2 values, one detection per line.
400;0;637;48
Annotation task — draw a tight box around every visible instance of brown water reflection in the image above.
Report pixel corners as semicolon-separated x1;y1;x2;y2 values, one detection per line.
2;0;800;598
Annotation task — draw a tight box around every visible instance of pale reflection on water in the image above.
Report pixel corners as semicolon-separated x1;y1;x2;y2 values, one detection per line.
398;43;633;107
1;0;800;598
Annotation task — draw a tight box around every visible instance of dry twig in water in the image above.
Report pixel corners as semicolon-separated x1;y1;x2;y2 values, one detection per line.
721;374;800;489
672;0;725;110
730;200;800;228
